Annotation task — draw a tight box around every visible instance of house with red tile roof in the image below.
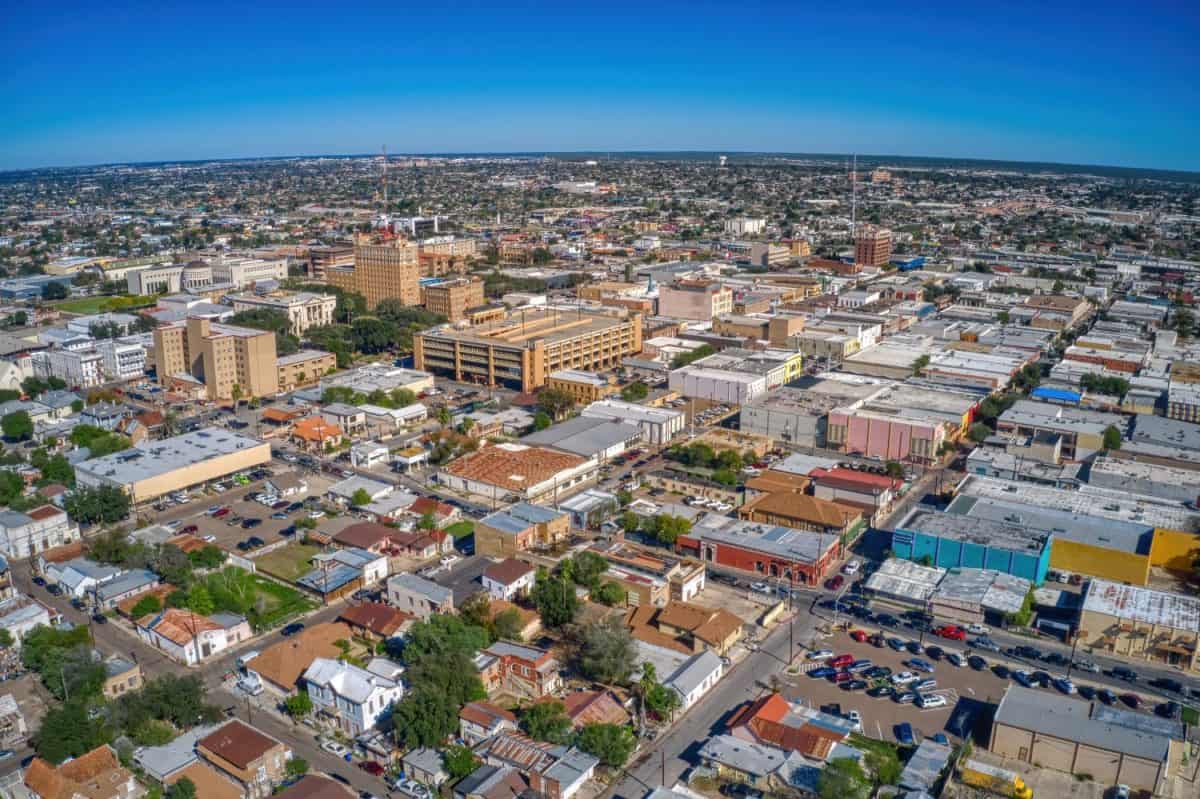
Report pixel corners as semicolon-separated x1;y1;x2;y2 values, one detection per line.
459;700;518;745
727;693;854;762
24;745;140;799
561;690;630;729
338;601;414;640
408;496;460;528
135;608;252;666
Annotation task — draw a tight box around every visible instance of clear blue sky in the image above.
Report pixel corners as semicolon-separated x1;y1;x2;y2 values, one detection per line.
3;1;1198;171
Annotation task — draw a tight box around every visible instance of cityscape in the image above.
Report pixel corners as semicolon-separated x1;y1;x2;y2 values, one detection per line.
2;5;1200;799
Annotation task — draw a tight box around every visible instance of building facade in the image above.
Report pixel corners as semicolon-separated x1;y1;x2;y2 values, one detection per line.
422;277;486;321
657;280;734;321
230;292;337;336
328;241;420;309
154;317;279;400
854;225;892;267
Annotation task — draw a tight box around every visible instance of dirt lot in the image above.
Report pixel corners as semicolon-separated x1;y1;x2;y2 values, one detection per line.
781;628;1010;745
695;578;780;628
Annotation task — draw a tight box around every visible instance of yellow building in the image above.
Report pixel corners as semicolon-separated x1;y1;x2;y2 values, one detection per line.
154;317;279;401
546;369;618;403
276;349;338;392
327;240;420;309
415;308;642;391
422;277;486;322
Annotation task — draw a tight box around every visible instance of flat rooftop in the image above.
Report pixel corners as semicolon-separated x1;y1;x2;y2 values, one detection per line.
1082;577;1200;632
76;428;266;485
689;515;839;565
549;369;610;386
897;508;1050;554
422;307;632;348
958;474;1200;533
521;415;642;457
946;494;1152;555
582;398;684;425
1131;413;1200;452
1089;455;1199;489
998;399;1126;437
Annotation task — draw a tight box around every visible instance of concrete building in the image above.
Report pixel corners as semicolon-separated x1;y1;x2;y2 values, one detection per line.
30;347;103;388
521;415;642;462
328;241;420;309
197;720;293;799
0;505;80;559
96;337;148;381
476;641;562;700
996;399;1126;461
75;428;270;503
892;509;1052;584
668;366;767;405
229;291;336;335
387;573;454;620
155;317;278;400
415;307;642;392
1076;578;1200;674
657;280;734;321
306;244;354;280
581;399;684;445
989;686;1182;794
724;218;766;236
277;350;337;392
209;254;288;288
546;370;617;404
136;608;252;665
855;225;892;267
422;277;486;321
1087;456;1199;504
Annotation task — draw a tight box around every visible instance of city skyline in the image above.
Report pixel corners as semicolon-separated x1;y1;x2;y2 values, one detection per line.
2;0;1198;172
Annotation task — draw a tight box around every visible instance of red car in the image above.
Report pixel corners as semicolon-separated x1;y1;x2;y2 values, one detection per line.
357;761;386;776
850;630;868;643
831;670;853;684
829;654;854;669
936;625;966;641
180;525;198;535
825;575;844;591
213;508;231;518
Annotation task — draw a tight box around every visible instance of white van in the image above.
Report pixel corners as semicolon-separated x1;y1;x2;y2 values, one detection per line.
237;651;260;671
916;693;947;709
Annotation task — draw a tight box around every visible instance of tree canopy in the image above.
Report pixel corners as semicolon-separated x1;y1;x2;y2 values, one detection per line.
573;615;637;685
520;700;573;744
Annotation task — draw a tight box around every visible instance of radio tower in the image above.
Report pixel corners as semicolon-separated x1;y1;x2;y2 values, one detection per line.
380;145;389;216
851;153;858;240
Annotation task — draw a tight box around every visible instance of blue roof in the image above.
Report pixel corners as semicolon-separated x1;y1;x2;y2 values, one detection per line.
1032;387;1081;403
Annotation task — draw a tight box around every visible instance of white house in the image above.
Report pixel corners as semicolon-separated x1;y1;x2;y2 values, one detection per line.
136;609;252;666
665;649;724;710
350;441;390;469
0;597;53;644
481;558;536;601
302;657;403;736
0;505;80;560
42;558;121;598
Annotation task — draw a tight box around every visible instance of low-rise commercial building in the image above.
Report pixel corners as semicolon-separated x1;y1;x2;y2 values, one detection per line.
678;515;840;587
422;277;486;321
230;291;336;335
892;509;1052;584
546;370;617;404
0;505;80;559
668;366;767;405
276;349;337;392
1077;578;1199;674
521;415;642;462
475;641;562;700
475;503;570;558
75;428;270;504
581;399;684;445
439;443;597;503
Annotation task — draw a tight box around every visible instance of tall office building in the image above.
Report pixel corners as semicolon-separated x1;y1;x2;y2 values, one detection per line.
854;225;892;267
154;317;279;400
327;240;420;309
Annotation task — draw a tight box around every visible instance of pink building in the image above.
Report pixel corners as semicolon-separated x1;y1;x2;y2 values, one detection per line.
826;408;945;464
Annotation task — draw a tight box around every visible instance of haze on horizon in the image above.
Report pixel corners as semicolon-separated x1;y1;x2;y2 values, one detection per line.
2;1;1197;173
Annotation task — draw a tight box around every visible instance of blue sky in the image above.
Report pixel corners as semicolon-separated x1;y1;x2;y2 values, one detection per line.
2;1;1198;171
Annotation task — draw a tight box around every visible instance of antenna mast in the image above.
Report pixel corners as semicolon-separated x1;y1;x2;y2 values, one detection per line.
381;145;389;215
851;153;858;240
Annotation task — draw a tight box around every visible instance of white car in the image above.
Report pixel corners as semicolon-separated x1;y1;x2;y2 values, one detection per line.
750;582;771;594
319;739;350;757
916;693;947;709
966;623;990;635
202;535;217;543
165;520;183;531
808;649;835;661
1073;659;1101;673
439;554;460;568
845;710;863;733
842;560;861;576
891;671;919;686
712;502;733;512
946;653;965;668
307;510;326;519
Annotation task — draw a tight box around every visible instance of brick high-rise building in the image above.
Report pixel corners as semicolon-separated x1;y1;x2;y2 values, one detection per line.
327;240;420;309
154;317;279;400
854;225;892;267
422;277;486;322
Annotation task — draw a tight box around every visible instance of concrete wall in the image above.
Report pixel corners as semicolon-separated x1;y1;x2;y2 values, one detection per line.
1049;538;1150;585
1149;527;1200;573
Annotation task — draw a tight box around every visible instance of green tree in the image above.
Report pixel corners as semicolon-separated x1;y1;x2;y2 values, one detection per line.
131;595;162;619
437;406;452;427
0;471;22;505
967;422;992;443
418;511;437;530
0;629;12;649
569;551;609;589
911;354;931;376
186;584;215;616
444;745;479;779
64;485;131;525
166;778;197;799
533;411;552;431
620;512;640;534
574;615;636;685
863;745;902;786
351;488;373;507
1103;424;1123;450
620;382;649;402
492;607;524;641
286;758;309;778
532;568;579;628
593;581;626;606
1;411;33;441
40;454;75;486
42;281;69;300
188;545;227;569
654;514;691;546
536;388;575;420
521;700;573;744
34;700;110;763
638;662;681;719
818;758;871;799
577;723;636;768
458;592;495;636
284;691;314;718
884;461;904;479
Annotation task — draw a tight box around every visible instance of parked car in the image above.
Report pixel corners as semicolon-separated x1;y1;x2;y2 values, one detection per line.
913;678;937;692
886;638;906;651
967;655;987;671
1073;659;1100;674
965;623;989;635
925;645;944;660
1119;693;1141;709
281;623;305;637
849;630;868;643
865;666;892;680
357;761;386;777
1110;666;1139;682
970;637;1001;652
845;709;863;732
891;671;918;686
1013;670;1035;688
320;739;352;758
894;722;915;745
907;658;935;673
824;575;844;591
842;560;861;576
1097;689;1117;705
92;613;107;625
180;525;198;535
807;649;835;661
1043;652;1069;667
1150;677;1183;693
866;685;894;699
1155;701;1181;720
214;508;231;518
893;691;917;705
915;693;946;709
842;679;869;692
808;667;837;679
1052;678;1076;695
828;654;854;669
46;584;62;596
946;653;965;668
936;625;966;641
1077;685;1097;700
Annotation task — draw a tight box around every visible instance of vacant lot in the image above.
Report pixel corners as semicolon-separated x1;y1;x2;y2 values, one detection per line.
445;520;475;539
249;574;318;630
254;543;321;582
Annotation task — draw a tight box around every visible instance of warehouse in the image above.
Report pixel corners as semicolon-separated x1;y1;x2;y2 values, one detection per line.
521;415;643;461
1087;456;1200;504
990;685;1182;794
892;508;1052;584
581;399;685;445
438;443;598;503
1076;578;1200;674
75;428;270;504
739;375;884;447
668;366;767;405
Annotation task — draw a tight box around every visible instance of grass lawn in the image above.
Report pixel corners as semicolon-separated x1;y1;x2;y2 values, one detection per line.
254;543;322;582
54;296;112;314
249;573;319;630
445;520;475;538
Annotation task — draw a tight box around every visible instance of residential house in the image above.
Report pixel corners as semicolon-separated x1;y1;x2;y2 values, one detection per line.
589;540;706;602
297;548;388;603
197;720;293;799
663;650;724;710
291;416;343;451
42;557;122;598
332;521;396;554
25;745;142;799
460;701;519;746
302;657;404;736
407;496;460;528
95;569;160;609
561;690;630;729
0;505;80;559
136;608;252;666
0;694;27;747
249;621;354;693
652;602;745;656
475;731;598;799
102;656;143;699
454;765;529;799
387;573;454;620
327;475;393;506
0;596;53;644
338;602;414;641
402;748;450;788
482;558;536;601
475;503;570;558
487;599;541;642
350;441;390;469
273;776;356;799
475;641;562;700
265;472;308;498
321;403;367;436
